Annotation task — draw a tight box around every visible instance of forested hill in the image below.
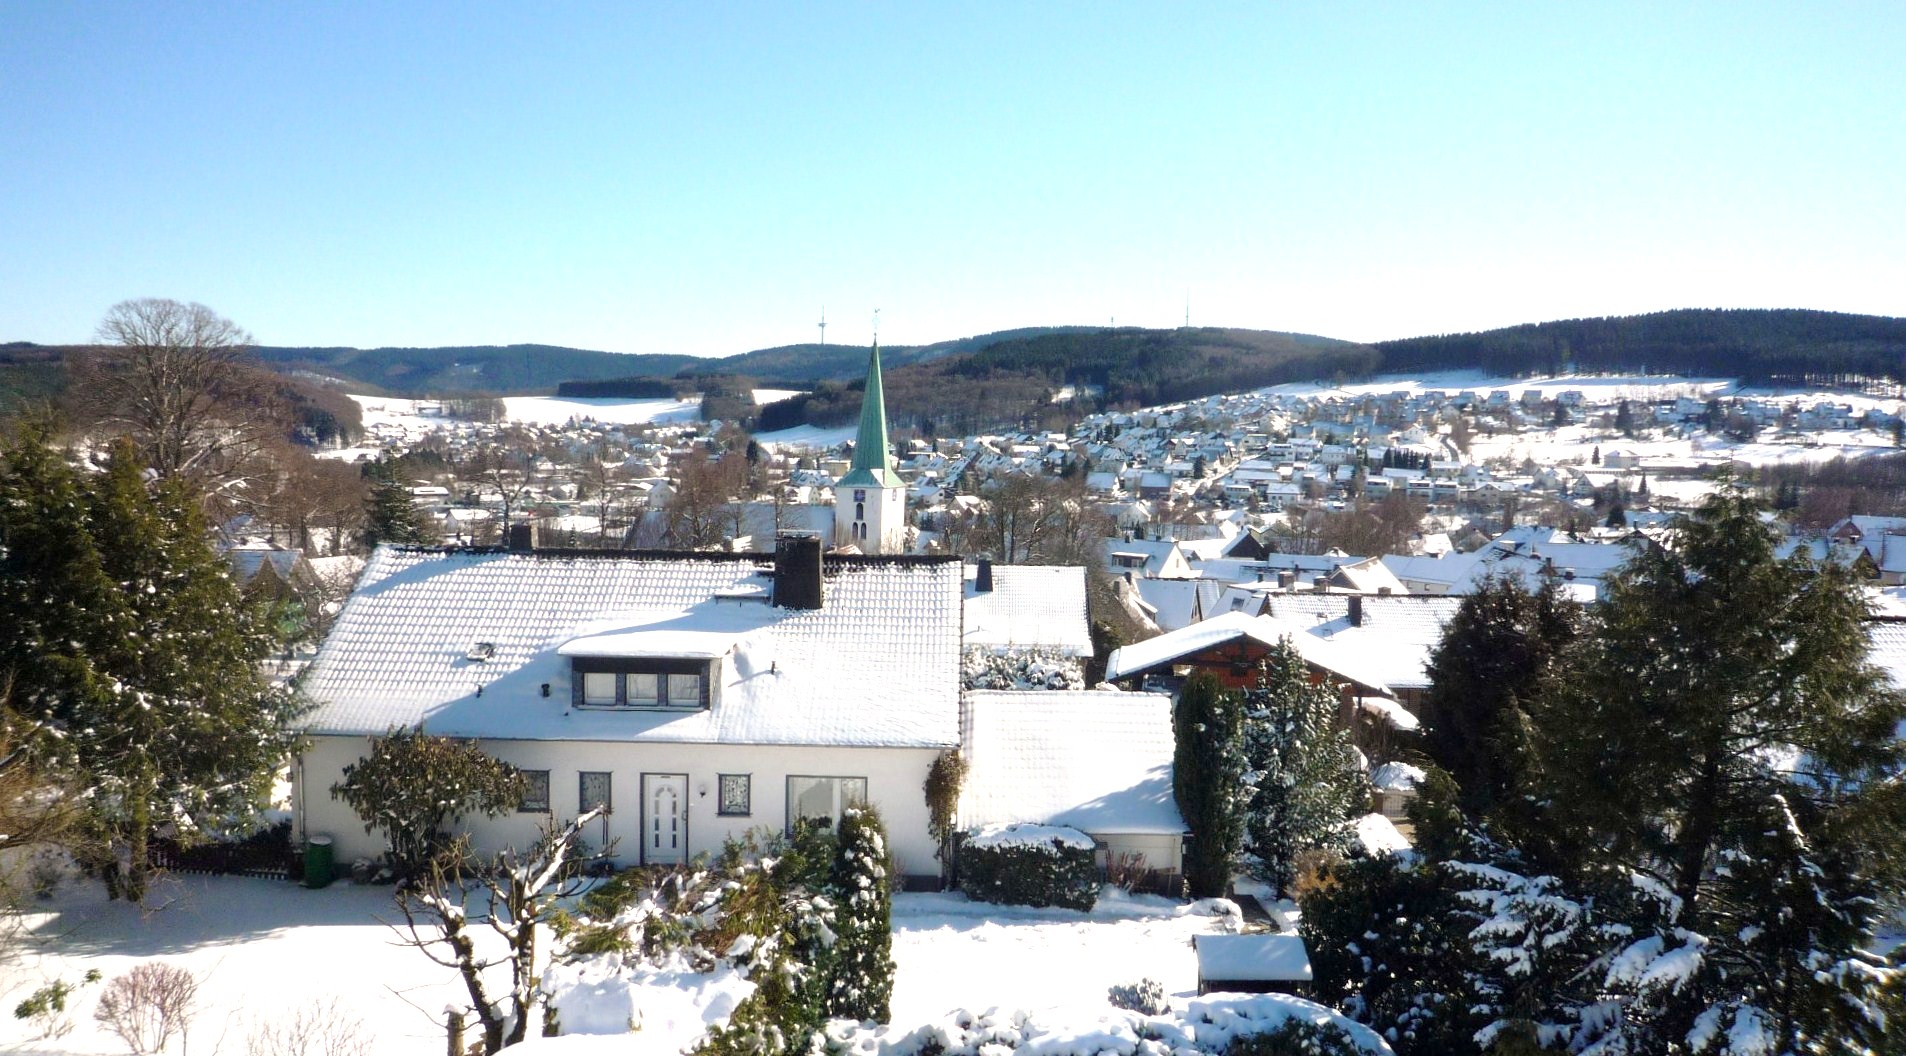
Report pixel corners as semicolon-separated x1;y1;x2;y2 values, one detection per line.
757;327;1379;435
1375;309;1906;387
681;326;1108;383
254;344;699;396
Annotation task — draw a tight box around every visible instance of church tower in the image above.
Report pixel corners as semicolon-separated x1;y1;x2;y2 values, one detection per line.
834;340;907;553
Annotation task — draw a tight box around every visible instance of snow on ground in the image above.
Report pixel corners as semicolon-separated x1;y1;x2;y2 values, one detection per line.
753;388;805;405
4;879;1247;1056
887;890;1239;1023
1;874;470;1056
1466;422;1901;471
1262;370;1732;402
755;423;857;449
502;396;703;427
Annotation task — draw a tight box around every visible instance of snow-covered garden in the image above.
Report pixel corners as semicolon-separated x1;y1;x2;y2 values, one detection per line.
0;872;1355;1056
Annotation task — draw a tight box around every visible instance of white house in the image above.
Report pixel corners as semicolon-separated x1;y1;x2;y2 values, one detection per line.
293;534;962;883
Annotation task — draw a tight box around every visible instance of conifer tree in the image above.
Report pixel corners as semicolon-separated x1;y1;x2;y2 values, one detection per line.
1239;640;1367;896
1517;488;1906;1052
361;457;435;549
823;805;895;1023
1420;578;1579;826
1;434;300;901
1172;672;1244;897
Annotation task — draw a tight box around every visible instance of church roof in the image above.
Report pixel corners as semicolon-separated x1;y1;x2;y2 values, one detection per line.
838;342;904;489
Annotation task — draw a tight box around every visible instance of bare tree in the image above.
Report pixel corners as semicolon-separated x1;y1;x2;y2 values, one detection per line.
73;299;282;502
391;810;603;1053
663;447;746;549
244;998;374;1056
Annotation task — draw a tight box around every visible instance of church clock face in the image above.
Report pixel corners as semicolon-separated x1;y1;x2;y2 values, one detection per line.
853;489;866;502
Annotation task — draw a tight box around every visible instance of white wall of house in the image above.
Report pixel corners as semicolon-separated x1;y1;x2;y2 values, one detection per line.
297;736;945;880
1094;831;1183;875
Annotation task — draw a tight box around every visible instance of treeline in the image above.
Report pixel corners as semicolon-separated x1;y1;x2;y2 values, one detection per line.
554;377;683;399
256;343;698;396
1376;308;1906;385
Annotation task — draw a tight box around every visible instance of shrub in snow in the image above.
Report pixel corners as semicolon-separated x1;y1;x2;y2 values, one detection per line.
820;993;1395;1056
1107;978;1170;1016
959;824;1098;911
922;749;966;880
93;962;198;1056
824;806;896;1023
330;725;526;878
1222;1018;1367;1056
961;646;1086;691
1173;671;1246;899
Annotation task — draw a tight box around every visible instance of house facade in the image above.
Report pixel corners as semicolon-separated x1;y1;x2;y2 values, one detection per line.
293;535;963;882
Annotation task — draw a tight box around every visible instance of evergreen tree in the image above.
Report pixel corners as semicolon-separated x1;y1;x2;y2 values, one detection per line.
1523;489;1906;1051
823;805;895;1023
1604;501;1626;528
1172;672;1245;898
1419;578;1579;826
1615;398;1636;437
0;434;299;901
361;457;436;549
1239;640;1367;896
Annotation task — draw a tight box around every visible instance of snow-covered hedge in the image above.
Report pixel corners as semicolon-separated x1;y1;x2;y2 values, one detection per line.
820;994;1395;1056
959;824;1099;911
961;646;1086;691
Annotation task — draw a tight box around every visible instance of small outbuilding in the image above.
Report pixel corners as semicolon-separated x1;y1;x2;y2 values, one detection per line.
1194;933;1314;996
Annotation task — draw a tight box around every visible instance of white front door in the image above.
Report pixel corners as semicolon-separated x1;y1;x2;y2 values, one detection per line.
642;773;688;865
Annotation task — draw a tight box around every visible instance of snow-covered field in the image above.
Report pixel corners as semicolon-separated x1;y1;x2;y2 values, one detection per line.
500;396;702;427
754;423;858;449
2;877;1245;1056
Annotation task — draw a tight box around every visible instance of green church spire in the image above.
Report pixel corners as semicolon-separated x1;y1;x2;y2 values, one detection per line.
838;339;903;489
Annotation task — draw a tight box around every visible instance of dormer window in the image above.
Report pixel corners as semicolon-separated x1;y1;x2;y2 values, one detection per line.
571;658;712;710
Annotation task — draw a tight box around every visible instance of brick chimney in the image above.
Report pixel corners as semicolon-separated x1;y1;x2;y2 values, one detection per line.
773;532;824;610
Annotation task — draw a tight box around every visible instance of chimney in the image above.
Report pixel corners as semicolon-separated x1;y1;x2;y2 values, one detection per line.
1278;569;1296;590
1377;585;1393;596
1348;594;1364;627
772;532;824;610
1312;575;1329;594
975;558;994;594
507;522;538;553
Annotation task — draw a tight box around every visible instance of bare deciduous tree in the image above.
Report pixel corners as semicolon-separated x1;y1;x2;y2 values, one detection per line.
74;299;282;501
391;810;604;1054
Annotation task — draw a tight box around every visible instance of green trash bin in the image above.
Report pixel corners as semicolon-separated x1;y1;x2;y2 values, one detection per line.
303;835;334;889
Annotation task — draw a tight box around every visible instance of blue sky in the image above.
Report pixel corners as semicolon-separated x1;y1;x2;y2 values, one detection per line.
3;3;1901;356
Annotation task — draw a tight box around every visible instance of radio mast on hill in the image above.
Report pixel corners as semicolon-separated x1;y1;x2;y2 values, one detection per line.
818;307;826;345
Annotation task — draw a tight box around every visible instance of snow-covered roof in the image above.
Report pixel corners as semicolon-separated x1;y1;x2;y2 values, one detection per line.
1102;611;1395;693
1194;933;1313;983
959;689;1184;835
299;547;963;748
1369;761;1427;792
962;564;1092;656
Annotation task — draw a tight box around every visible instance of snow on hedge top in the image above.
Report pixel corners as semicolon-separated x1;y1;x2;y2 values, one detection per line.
824;992;1394;1056
966;823;1097;851
963;564;1093;656
1194;933;1313;982
1369;762;1426;792
960;690;1185;835
300;547;962;748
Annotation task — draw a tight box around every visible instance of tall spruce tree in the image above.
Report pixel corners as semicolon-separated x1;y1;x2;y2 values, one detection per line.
0;434;300;900
1419;577;1579;824
1240;639;1368;896
361;456;436;549
1172;672;1244;897
1515;488;1906;1052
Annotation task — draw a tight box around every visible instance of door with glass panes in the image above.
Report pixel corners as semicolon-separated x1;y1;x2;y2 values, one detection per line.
642;772;688;865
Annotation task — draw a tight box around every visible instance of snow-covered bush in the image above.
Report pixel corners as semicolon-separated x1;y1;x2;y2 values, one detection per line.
820;993;1395;1056
959;824;1098;911
1107;978;1170;1016
93;963;199;1056
824;806;896;1023
961;646;1086;691
1222;1017;1367;1056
